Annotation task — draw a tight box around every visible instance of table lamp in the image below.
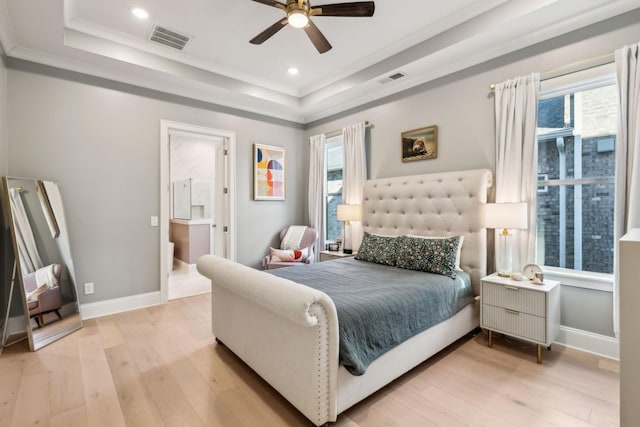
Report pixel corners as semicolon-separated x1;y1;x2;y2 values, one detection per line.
484;202;528;277
336;204;362;254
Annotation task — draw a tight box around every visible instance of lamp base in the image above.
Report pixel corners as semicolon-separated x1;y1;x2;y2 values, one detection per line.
496;232;513;277
343;249;353;254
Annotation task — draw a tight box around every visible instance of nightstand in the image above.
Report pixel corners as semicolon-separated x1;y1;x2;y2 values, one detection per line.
319;250;357;262
480;273;560;363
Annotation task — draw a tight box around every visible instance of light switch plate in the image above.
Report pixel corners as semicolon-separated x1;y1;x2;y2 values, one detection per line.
150;216;159;226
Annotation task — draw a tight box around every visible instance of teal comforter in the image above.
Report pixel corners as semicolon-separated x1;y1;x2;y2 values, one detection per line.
268;257;474;375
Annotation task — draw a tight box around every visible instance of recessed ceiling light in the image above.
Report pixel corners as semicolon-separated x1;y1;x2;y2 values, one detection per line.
288;67;299;76
132;8;149;19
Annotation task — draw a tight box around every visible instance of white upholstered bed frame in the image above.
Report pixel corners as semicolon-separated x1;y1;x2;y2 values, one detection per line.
197;168;493;425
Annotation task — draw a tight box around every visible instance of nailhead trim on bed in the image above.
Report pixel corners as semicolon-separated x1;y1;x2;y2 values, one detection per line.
311;302;331;425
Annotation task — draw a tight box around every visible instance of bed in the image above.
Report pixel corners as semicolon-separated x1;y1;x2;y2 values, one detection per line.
196;168;492;425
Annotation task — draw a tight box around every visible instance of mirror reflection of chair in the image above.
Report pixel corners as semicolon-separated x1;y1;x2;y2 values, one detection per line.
263;226;318;270
1;177;82;351
23;264;63;328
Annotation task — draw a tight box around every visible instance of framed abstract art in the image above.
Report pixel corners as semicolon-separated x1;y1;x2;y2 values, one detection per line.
254;143;285;200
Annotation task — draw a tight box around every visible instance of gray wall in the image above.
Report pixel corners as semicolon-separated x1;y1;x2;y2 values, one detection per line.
4;10;638;333
305;10;640;338
6;63;306;303
0;52;15;323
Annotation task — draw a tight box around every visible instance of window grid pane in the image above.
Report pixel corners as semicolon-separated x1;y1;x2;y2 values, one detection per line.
325;143;344;242
536;83;616;274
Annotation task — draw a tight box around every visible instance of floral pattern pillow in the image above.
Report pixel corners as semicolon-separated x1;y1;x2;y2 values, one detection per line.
355;232;398;266
396;235;460;278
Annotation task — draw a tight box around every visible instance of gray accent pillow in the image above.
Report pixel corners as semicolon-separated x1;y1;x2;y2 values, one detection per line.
355;232;398;266
396;235;461;278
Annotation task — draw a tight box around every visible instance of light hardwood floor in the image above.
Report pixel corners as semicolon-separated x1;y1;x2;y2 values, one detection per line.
168;261;211;300
0;294;619;426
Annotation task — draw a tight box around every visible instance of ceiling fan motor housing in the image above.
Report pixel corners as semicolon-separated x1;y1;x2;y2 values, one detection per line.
286;1;310;28
250;0;375;53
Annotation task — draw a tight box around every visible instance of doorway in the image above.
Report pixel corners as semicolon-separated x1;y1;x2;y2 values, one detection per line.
160;121;236;302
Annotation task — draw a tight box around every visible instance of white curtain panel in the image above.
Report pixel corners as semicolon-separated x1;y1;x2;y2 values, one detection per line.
8;188;44;275
308;133;326;256
494;73;540;272
343;122;367;252
613;42;640;338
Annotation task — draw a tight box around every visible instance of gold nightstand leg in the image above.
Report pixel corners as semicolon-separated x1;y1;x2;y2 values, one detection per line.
536;344;542;364
488;330;493;348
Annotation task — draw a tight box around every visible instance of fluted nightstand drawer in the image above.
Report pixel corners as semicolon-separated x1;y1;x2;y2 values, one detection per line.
482;281;545;316
480;274;560;362
482;304;546;343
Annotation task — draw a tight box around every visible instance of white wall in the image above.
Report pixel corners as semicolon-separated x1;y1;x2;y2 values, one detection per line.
6;63;306;304
305;10;640;338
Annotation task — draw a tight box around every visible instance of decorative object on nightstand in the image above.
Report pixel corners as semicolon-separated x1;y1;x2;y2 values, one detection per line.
319;250;357;262
484;202;528;277
480;273;560;364
337;204;362;254
522;263;543;281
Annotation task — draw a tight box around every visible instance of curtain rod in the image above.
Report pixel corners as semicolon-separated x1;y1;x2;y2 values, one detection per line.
311;121;370;140
489;51;615;91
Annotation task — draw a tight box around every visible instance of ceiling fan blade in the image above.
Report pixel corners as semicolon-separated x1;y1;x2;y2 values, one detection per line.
251;0;286;8
250;18;289;45
312;2;375;17
304;20;332;54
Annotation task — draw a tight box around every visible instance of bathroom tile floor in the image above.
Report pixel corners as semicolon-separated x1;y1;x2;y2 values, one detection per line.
168;260;211;300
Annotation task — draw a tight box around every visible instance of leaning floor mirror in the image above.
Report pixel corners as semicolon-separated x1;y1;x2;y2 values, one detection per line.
2;177;82;351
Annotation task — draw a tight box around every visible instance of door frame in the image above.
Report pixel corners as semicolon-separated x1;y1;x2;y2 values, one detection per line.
159;120;236;303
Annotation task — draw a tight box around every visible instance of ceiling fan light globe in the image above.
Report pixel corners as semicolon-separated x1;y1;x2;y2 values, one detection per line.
288;11;309;28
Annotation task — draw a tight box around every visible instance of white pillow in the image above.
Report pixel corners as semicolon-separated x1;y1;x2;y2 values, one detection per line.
407;235;464;270
270;247;309;262
26;284;47;302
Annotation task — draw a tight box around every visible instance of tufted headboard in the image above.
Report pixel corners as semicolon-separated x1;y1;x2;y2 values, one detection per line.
361;169;493;295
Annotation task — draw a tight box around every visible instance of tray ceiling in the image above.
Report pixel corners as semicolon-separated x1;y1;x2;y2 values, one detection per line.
0;0;637;124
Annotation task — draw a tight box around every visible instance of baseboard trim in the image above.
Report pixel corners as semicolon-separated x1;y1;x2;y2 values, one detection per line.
80;291;163;320
556;325;619;360
3;301;75;336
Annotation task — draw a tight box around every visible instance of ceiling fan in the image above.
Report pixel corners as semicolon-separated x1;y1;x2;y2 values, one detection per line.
249;0;375;54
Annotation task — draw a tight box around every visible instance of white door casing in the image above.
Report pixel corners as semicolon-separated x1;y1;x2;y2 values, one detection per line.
160;120;236;303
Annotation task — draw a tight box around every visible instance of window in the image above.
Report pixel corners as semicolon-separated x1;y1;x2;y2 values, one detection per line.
325;137;343;243
536;73;617;274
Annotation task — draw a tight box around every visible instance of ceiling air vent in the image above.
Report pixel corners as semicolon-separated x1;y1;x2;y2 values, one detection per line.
378;72;406;84
149;24;191;50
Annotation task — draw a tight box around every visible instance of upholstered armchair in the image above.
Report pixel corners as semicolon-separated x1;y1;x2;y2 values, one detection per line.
22;264;63;328
263;226;319;270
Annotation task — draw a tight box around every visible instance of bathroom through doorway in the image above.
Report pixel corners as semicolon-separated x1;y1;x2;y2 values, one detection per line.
160;121;236;302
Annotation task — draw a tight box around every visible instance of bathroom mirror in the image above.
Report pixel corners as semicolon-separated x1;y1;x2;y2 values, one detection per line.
2;177;82;351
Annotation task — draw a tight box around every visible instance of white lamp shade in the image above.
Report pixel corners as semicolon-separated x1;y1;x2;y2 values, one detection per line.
336;204;362;222
484;203;528;230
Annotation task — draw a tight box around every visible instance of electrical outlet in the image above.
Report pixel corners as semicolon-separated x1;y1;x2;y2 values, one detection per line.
84;282;94;295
